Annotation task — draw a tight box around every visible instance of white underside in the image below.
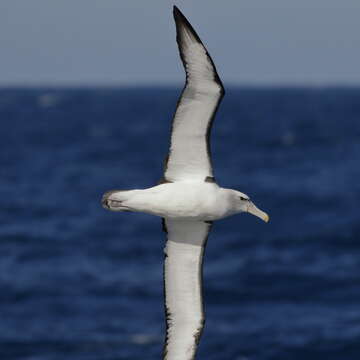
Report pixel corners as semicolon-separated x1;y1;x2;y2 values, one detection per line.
107;182;235;221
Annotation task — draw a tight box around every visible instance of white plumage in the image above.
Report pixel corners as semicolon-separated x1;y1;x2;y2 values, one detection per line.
102;6;269;360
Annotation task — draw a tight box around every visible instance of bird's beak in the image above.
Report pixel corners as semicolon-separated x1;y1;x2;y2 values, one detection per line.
247;202;269;223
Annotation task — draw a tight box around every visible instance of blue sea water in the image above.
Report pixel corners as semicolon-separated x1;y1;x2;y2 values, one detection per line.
0;87;360;360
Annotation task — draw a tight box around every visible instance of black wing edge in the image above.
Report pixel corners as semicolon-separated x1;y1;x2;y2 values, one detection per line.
161;218;168;233
173;5;225;96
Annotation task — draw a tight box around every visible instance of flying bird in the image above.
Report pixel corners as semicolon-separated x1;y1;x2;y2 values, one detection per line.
102;6;269;360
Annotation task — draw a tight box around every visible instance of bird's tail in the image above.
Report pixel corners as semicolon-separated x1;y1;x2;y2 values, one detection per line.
101;190;133;212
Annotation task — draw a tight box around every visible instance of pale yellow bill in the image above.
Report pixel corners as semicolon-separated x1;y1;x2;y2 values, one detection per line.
247;202;269;223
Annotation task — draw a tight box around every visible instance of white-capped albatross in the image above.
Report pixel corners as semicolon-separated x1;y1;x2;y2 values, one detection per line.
102;6;269;360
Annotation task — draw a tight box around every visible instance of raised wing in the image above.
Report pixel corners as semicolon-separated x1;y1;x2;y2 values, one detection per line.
163;6;225;183
162;219;212;360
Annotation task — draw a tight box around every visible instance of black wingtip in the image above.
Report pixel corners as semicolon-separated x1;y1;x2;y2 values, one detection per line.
173;5;181;17
172;5;202;45
173;6;187;25
172;4;226;96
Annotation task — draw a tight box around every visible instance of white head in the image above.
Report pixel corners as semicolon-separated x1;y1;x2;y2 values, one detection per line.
227;189;269;222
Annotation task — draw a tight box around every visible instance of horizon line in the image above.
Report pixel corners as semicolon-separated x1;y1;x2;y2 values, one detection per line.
2;81;360;90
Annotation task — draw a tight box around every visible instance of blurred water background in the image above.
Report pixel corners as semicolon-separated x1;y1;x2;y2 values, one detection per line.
0;87;360;360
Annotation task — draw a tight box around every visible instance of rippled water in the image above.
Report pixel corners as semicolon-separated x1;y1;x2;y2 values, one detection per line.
0;87;359;359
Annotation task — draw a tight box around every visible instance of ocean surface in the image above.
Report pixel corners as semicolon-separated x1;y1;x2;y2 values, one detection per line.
0;87;360;360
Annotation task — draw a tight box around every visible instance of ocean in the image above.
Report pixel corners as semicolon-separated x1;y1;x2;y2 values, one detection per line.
0;87;359;359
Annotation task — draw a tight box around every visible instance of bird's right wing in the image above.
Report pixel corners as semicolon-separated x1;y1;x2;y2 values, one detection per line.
162;219;212;360
163;6;225;183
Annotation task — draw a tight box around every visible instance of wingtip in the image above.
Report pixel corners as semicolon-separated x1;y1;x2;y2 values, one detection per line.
172;4;226;94
173;5;184;22
172;6;201;43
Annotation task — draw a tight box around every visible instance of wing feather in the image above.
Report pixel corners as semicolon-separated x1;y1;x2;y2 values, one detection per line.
164;6;225;183
162;219;212;360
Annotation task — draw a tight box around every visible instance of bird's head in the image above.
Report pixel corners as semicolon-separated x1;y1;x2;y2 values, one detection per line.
228;190;269;223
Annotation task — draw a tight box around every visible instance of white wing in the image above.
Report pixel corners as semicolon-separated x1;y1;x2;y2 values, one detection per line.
163;6;225;183
162;218;212;360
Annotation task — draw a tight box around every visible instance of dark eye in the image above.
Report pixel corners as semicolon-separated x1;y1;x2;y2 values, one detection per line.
240;196;248;201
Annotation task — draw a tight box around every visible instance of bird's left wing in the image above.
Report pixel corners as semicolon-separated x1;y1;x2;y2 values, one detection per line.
162;218;212;360
162;6;225;183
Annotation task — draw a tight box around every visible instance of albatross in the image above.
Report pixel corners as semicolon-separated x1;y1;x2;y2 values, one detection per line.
102;6;269;360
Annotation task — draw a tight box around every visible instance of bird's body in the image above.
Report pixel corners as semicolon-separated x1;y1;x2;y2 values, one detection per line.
105;182;233;220
102;6;269;360
104;182;267;222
